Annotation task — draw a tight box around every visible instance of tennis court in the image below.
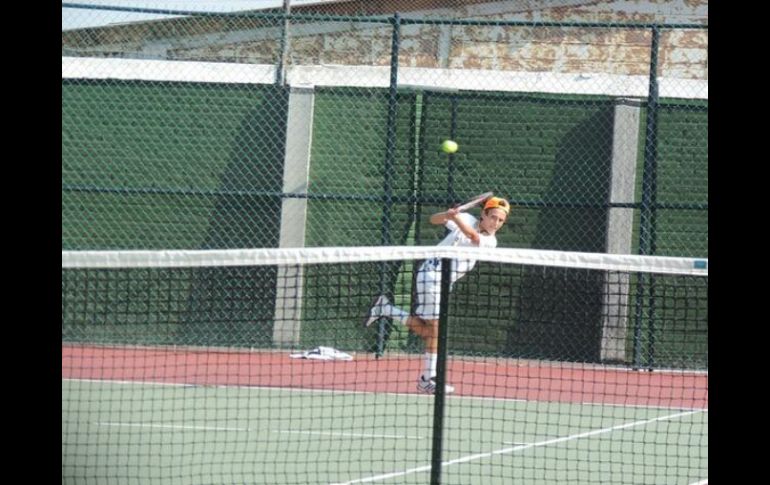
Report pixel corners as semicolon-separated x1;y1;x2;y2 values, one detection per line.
62;345;707;485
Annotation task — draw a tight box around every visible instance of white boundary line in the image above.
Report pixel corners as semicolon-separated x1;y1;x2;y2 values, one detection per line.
96;422;247;432
93;422;423;440
71;379;705;483
273;430;424;440
64;377;435;399
62;378;708;412
330;410;705;485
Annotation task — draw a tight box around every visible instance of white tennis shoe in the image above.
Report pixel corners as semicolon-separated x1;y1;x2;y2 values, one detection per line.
363;295;390;328
417;375;454;394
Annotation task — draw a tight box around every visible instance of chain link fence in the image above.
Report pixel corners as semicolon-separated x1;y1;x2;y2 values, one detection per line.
62;2;707;366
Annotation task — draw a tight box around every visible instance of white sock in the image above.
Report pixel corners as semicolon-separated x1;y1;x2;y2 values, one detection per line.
422;353;437;380
384;302;410;326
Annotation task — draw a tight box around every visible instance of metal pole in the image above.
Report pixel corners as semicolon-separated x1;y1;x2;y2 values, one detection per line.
376;13;402;357
447;95;459;202
275;0;291;86
415;91;429;246
633;26;661;370
430;257;452;485
382;12;401;246
640;25;660;258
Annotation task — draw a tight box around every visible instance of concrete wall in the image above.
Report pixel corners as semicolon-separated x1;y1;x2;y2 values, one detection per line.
61;1;708;81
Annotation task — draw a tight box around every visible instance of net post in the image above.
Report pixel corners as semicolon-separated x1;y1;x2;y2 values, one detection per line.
430;257;452;485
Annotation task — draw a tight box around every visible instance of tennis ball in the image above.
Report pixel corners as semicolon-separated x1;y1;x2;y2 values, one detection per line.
441;140;458;154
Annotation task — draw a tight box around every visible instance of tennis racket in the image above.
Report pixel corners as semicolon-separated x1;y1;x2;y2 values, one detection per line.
455;191;493;212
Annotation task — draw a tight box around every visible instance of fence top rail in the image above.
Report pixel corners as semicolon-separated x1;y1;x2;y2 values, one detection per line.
61;3;708;30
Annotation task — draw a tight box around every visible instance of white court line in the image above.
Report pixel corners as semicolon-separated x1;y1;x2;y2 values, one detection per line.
65;378;433;400
688;480;708;485
96;422;247;432
273;430;424;440
94;422;422;440
64;378;707;412
330;409;705;485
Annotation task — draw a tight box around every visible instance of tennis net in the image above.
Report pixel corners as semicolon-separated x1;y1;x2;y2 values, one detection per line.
62;246;708;485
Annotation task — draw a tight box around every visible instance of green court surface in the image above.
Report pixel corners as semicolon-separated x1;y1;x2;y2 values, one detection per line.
62;379;707;485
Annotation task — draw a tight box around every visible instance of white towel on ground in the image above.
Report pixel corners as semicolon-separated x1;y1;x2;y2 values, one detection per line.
289;346;353;361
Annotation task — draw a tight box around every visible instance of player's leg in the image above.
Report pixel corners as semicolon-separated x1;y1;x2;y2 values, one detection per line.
364;259;436;328
363;261;454;394
407;318;437;347
363;294;411;327
412;267;454;394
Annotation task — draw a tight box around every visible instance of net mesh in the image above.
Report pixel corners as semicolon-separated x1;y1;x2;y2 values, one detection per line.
62;246;707;485
62;3;707;483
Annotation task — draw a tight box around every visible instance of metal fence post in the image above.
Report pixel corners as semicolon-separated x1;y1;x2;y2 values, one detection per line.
447;95;459;202
376;12;402;357
275;0;291;86
633;25;661;370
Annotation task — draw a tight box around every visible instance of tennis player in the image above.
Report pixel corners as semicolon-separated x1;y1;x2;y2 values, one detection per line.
364;196;510;394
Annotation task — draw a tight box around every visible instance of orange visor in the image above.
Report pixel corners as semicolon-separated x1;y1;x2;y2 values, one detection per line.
483;197;510;214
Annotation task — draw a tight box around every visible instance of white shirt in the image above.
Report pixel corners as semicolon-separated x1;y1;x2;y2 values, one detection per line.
434;212;497;284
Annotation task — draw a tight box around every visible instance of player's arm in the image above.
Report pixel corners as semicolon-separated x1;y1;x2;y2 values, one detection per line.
430;208;481;244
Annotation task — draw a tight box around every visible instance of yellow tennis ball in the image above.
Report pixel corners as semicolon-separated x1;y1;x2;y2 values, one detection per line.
441;140;458;153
